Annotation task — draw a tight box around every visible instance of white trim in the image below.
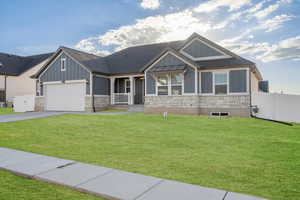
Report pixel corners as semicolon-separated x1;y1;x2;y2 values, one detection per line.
144;51;198;73
65;80;87;84
110;74;144;78
39;50;91;80
39;51;64;79
144;51;199;96
43;79;87;85
180;38;231;61
94;95;110;97
94;74;110;78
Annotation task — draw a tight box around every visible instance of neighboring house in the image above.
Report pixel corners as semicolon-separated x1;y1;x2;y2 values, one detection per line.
32;33;268;117
0;52;53;105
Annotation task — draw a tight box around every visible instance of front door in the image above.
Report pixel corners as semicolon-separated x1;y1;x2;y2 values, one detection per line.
134;77;144;104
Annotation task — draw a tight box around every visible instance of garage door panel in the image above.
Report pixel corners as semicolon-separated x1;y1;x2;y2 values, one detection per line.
45;83;86;111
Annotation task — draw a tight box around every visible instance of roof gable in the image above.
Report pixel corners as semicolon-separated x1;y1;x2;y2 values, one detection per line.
181;38;231;60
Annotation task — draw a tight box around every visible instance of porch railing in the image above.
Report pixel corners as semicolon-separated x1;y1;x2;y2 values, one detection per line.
112;93;130;104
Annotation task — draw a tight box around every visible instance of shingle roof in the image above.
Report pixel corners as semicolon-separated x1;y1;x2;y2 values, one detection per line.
61;47;110;75
104;41;185;74
0;52;53;76
33;33;259;78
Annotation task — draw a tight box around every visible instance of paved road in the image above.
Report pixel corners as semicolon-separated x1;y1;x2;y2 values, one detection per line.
0;147;267;200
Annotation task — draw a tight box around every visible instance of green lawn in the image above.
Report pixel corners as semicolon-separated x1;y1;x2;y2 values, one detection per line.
0;171;103;200
0;107;13;115
97;109;125;113
0;113;299;200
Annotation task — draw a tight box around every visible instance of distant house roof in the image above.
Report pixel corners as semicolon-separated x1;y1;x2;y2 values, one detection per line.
0;52;53;76
33;33;261;79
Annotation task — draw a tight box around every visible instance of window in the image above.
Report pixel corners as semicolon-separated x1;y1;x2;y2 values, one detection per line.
171;73;182;95
214;72;228;95
61;58;66;71
156;73;183;96
157;75;168;95
125;79;130;93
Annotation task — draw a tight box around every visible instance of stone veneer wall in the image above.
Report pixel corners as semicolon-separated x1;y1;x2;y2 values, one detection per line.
85;95;110;112
35;96;45;112
144;96;201;115
144;95;251;117
199;95;250;117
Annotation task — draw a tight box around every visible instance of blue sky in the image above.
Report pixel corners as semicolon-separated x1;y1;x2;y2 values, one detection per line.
1;0;299;94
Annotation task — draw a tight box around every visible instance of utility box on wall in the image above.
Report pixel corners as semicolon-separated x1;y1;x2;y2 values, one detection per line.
13;95;35;112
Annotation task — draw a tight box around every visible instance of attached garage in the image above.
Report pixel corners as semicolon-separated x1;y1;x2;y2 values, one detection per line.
44;82;86;111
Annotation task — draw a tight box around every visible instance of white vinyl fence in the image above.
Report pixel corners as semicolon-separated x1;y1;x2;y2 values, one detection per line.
252;92;300;123
13;95;35;112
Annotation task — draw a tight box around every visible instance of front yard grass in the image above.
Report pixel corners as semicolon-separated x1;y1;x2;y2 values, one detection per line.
0;171;103;200
0;113;299;200
0;107;13;115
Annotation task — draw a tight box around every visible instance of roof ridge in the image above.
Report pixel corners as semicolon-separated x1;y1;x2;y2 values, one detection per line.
60;46;101;58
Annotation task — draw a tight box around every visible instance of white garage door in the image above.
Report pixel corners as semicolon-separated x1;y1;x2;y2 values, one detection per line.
45;82;86;111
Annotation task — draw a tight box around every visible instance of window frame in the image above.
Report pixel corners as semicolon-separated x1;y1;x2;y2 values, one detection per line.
156;72;183;96
213;71;228;95
61;58;66;72
199;68;250;96
124;79;131;93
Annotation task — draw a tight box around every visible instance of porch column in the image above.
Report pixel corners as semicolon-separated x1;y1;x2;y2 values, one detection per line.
129;76;134;105
110;77;115;105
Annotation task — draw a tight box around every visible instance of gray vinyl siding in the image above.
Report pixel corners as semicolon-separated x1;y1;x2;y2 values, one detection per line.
183;40;223;58
184;67;195;93
201;72;213;93
146;73;156;95
151;53;184;69
93;76;110;95
229;70;247;93
40;52;90;95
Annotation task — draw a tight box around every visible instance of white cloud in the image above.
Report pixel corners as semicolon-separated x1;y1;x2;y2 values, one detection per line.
254;3;280;18
140;0;160;10
75;38;110;56
257;35;300;62
75;0;296;63
76;10;214;53
193;0;251;13
259;14;294;32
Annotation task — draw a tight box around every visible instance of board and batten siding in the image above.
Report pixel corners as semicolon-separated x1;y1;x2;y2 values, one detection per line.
182;39;223;58
40;52;91;95
146;73;156;95
93;76;110;95
184;67;195;93
200;69;248;94
201;72;213;93
146;53;196;95
229;70;247;93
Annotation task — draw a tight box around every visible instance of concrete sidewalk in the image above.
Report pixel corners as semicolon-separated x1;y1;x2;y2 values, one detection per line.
0;147;267;200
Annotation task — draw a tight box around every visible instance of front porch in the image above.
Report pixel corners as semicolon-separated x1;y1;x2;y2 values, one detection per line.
110;76;145;105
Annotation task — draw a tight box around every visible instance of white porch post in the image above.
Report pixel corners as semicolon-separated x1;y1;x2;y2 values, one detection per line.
110;77;115;105
129;76;134;105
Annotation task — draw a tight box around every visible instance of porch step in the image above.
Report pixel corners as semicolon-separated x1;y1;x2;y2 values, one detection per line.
128;105;144;112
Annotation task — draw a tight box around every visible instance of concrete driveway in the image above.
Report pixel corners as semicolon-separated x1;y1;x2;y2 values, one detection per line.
0;112;66;123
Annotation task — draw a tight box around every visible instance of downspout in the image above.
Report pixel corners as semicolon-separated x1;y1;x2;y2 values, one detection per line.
249;67;253;117
4;76;7;107
91;74;96;112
